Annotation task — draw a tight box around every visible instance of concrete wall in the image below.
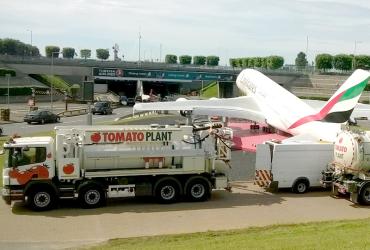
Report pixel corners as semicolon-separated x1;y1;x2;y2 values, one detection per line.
0;94;64;104
7;64;92;77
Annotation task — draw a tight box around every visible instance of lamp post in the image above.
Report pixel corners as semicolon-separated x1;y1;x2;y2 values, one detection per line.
26;29;32;56
138;32;142;65
353;41;362;70
50;51;61;111
6;74;10;109
31;88;36;109
64;90;68;111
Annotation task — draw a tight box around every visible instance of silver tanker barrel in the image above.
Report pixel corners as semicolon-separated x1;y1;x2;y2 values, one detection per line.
334;130;370;174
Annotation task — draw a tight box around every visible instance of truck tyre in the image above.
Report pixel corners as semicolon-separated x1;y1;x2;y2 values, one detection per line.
27;187;56;211
185;177;211;202
155;179;180;203
40;119;45;124
79;185;105;209
292;179;309;194
359;183;370;205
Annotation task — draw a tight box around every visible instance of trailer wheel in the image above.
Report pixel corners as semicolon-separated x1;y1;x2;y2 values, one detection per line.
359;183;370;205
185;177;211;202
27;187;56;211
155;179;180;203
79;185;105;209
292;179;309;194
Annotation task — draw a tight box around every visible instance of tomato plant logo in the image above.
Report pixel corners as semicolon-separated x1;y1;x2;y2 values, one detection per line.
91;132;101;143
63;163;75;175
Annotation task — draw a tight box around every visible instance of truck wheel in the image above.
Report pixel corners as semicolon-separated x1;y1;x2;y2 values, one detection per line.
27;188;56;211
79;186;105;209
185;177;210;202
292;179;309;194
155;179;179;203
359;183;370;205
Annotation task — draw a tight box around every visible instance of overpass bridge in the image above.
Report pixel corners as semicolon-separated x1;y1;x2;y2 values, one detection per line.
0;55;240;99
1;55;347;102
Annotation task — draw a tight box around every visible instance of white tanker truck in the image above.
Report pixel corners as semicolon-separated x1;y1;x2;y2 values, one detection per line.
321;130;370;205
2;123;232;211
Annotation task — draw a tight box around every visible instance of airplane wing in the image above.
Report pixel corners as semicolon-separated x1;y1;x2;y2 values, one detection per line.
133;96;267;124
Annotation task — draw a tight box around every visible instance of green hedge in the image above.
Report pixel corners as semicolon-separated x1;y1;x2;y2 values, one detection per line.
0;87;31;96
0;68;16;77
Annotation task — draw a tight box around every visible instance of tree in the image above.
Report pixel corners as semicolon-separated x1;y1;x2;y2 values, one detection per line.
315;54;333;71
229;58;237;67
333;54;352;71
45;46;60;58
80;49;91;60
253;57;262;68
242;58;249;68
96;48;109;60
236;58;243;67
353;55;370;70
165;54;177;64
0;38;39;56
62;47;75;59
247;58;254;67
295;52;308;67
261;57;268;69
179;55;191;65
267;56;284;69
206;56;220;66
193;56;206;65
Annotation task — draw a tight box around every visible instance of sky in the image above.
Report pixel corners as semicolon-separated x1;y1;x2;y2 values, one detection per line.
1;0;370;65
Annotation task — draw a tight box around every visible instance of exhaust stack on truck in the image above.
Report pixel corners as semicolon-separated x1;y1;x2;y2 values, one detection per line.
2;123;232;211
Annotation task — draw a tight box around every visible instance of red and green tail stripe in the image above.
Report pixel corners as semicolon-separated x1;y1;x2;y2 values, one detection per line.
288;78;368;129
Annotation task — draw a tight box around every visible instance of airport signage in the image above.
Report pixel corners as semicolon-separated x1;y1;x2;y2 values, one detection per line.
92;68;236;82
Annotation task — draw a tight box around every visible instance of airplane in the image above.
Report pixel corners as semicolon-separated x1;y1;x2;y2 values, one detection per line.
134;69;370;142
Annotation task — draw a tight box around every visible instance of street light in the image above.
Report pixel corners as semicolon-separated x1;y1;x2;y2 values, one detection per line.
353;41;362;70
50;51;62;111
6;74;10;109
138;32;142;64
26;29;32;56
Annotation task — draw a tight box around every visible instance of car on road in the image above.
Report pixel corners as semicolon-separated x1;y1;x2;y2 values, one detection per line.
24;110;60;124
120;96;128;106
127;97;136;106
92;101;113;115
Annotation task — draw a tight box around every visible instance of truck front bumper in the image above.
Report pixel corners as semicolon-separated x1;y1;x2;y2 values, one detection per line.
2;188;24;205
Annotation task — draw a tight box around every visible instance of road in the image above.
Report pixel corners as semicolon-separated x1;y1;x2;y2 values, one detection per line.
0;182;369;250
0;106;133;136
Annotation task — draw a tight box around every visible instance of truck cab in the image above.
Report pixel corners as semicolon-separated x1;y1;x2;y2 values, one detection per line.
2;137;55;204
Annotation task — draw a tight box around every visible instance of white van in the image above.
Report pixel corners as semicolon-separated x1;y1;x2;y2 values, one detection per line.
255;140;333;193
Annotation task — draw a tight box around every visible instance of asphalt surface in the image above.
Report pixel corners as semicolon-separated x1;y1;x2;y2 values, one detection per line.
0;103;134;136
1;182;369;250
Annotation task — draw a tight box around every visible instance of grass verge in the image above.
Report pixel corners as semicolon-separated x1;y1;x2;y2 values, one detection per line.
85;218;370;250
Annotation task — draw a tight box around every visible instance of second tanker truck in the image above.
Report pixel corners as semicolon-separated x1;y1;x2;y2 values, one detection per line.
321;130;370;205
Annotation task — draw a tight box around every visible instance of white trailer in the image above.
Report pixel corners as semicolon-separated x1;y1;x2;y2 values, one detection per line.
2;123;232;211
255;140;333;193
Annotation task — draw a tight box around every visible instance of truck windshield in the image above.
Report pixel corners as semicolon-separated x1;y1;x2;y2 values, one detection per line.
5;147;47;168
